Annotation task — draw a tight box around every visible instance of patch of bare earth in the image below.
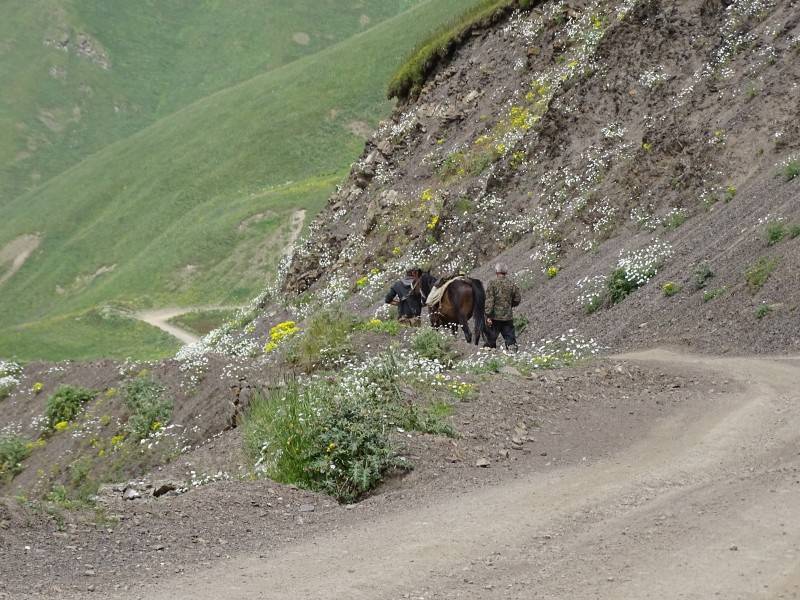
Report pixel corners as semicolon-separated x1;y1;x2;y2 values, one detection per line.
4;352;797;599
0;233;41;286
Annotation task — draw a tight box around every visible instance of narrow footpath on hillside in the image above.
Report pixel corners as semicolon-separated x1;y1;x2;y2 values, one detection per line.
134;210;306;345
95;350;799;600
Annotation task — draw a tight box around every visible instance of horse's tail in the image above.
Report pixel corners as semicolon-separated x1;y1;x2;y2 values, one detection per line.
470;278;487;346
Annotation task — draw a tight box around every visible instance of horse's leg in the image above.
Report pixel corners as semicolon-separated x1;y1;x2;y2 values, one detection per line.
461;316;472;344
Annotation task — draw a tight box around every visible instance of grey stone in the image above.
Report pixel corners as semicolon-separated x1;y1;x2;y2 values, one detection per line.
500;366;522;377
298;504;316;513
122;487;141;501
475;458;490;468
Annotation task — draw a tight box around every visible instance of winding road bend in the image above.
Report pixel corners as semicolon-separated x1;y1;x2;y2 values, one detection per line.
127;350;800;599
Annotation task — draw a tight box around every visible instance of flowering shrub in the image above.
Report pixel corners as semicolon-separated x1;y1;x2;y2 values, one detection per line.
358;318;401;336
576;240;673;310
245;347;457;502
459;331;601;375
264;320;300;352
449;381;475;400
0;360;21;401
547;266;560;278
123;377;173;441
662;282;681;297
45;386;96;430
32;382;44;395
54;421;69;431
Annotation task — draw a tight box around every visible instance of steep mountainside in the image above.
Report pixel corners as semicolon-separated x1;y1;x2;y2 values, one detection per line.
287;0;800;354
0;0;486;361
0;0;423;203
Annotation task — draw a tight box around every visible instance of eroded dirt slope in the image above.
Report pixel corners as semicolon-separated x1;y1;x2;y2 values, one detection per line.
287;0;800;353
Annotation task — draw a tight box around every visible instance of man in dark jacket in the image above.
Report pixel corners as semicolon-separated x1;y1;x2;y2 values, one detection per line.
385;267;422;323
485;262;521;351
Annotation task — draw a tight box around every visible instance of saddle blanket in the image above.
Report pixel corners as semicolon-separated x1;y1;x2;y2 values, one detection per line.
426;276;468;307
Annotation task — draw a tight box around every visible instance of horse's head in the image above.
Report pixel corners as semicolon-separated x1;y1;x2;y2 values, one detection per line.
419;271;437;299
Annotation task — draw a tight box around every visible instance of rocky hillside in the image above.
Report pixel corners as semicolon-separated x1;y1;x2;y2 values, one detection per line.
287;0;800;354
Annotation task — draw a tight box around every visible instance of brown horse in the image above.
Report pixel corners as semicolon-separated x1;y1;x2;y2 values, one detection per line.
421;273;487;345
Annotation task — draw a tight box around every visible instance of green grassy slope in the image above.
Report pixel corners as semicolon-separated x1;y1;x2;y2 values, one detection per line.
0;0;484;361
0;0;423;202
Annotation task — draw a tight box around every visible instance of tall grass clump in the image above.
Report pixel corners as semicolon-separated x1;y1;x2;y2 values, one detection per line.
411;327;458;367
745;257;778;293
123;377;173;441
286;310;356;371
388;0;535;99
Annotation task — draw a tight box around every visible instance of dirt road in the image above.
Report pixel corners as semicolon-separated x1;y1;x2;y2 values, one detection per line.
128;350;798;600
134;306;241;345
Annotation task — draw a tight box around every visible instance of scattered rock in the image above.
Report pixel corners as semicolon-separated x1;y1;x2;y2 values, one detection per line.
298;504;316;513
152;482;178;498
475;458;490;468
500;366;522;377
122;487;141;501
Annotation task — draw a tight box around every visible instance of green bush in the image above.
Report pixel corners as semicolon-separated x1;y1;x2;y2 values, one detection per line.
387;0;532;99
358;318;401;336
782;159;800;182
412;327;458;366
0;435;31;481
123;377;173;441
745;258;778;293
755;304;772;319
692;262;714;290
766;221;787;245
606;268;638;305
245;350;455;502
703;288;726;302
287;310;356;372
245;380;404;503
45;386;96;429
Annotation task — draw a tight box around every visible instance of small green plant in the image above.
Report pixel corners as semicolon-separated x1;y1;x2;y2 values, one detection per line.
663;210;687;230
513;315;529;335
358;318;401;336
0;435;32;481
662;282;681;297
122;377;173;441
766;221;787;245
789;225;800;239
286;310;355;371
606;268;638;305
724;185;737;202
703;287;726;302
45;386;96;430
755;304;772;319
745;258;778;293
411;327;458;366
781;159;800;182
692;263;714;289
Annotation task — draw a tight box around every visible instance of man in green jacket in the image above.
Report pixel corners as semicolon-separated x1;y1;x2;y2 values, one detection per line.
485;262;521;351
